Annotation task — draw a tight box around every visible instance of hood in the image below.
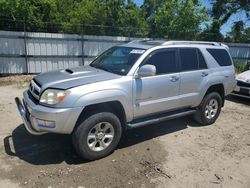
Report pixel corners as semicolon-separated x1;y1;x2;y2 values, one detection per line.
237;70;250;83
34;66;121;91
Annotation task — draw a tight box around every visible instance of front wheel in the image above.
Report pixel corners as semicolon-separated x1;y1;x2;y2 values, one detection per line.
72;112;122;160
194;92;222;125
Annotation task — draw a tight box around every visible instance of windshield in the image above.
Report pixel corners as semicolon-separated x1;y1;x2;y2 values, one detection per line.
90;46;145;75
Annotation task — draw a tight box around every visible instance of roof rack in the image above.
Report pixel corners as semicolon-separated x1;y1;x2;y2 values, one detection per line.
161;40;221;46
128;40;229;49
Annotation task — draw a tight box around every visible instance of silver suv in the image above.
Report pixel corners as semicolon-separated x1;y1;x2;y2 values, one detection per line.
16;40;236;160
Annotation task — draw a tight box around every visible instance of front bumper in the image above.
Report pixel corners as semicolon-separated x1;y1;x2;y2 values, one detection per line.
231;84;250;99
15;90;83;135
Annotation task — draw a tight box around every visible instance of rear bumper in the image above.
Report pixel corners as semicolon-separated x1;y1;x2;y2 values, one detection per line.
15;90;83;135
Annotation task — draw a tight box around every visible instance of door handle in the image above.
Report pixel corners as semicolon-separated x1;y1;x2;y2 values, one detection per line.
201;72;209;77
170;76;179;82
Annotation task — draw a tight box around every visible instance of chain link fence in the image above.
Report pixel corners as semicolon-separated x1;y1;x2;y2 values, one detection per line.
0;18;151;38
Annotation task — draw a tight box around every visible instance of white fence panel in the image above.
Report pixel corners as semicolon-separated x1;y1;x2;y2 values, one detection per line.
0;30;249;74
0;57;26;74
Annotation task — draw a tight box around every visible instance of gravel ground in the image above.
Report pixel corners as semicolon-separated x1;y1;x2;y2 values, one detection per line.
0;84;249;188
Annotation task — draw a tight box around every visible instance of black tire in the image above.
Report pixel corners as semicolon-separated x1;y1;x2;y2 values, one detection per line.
194;92;222;125
72;112;122;160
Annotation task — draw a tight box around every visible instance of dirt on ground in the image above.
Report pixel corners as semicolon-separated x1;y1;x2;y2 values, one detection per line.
0;83;250;188
0;75;33;87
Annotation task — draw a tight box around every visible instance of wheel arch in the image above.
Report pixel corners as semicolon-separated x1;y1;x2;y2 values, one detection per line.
204;83;225;106
73;101;127;133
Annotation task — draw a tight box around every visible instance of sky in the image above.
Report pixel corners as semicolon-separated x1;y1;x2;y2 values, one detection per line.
133;0;250;35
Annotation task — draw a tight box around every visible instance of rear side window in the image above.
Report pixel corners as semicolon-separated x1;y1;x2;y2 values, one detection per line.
207;49;232;66
179;48;207;71
143;49;177;75
180;48;198;71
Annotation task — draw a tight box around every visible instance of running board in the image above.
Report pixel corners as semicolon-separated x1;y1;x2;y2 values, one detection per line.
127;109;196;129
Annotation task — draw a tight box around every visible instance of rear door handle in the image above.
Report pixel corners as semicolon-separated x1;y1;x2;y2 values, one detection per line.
170;76;179;82
201;72;209;77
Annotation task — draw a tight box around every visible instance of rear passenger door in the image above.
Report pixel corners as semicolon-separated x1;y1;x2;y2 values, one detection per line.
178;48;210;107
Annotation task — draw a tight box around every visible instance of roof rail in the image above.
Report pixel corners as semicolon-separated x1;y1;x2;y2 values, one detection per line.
162;41;221;46
127;40;229;49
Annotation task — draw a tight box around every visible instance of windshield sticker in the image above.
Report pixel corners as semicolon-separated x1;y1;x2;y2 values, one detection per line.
130;49;145;54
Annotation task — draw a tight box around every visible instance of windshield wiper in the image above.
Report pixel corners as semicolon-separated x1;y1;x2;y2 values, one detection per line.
96;66;110;72
93;65;114;73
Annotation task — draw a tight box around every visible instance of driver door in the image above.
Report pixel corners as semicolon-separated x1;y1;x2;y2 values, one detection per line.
133;48;181;118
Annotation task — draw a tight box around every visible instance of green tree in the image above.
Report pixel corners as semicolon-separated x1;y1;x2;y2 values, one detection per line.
0;0;66;32
243;27;250;42
144;0;207;39
226;25;250;43
118;0;149;37
0;0;38;31
201;0;250;41
66;0;107;34
227;21;246;42
0;0;208;39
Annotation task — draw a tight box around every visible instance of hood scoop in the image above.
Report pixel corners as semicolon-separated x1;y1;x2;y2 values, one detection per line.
65;69;74;74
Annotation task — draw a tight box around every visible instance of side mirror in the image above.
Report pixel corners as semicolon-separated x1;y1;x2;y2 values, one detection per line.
137;64;156;78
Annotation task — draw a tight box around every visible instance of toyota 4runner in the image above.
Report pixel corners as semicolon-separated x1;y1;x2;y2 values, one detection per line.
15;40;236;160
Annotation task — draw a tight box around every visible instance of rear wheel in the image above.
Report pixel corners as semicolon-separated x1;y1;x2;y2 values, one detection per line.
194;92;222;125
72;112;122;160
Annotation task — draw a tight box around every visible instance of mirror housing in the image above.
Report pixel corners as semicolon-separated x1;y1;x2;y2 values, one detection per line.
137;64;156;78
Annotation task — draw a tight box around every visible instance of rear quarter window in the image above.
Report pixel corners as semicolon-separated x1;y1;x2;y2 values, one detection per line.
207;48;232;66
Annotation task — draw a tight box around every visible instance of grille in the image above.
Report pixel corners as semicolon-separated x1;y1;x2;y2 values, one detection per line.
29;79;41;100
237;80;250;88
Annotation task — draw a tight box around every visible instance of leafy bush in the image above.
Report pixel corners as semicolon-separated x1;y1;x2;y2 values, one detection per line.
233;59;247;74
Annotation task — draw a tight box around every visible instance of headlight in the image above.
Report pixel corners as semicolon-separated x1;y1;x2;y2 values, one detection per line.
237;75;245;80
237;76;250;82
39;89;69;105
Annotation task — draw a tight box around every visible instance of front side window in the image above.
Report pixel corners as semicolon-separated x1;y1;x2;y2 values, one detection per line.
143;49;177;75
90;47;145;75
